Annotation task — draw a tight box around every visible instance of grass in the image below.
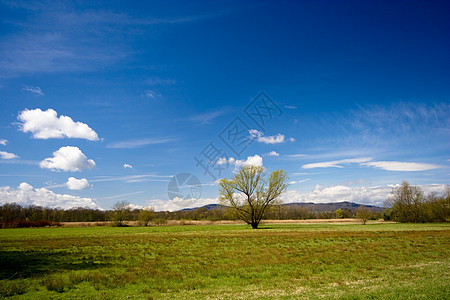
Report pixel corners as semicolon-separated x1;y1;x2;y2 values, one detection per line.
0;223;449;299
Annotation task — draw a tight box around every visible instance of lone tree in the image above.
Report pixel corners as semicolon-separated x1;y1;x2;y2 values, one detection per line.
355;205;372;225
219;165;288;229
112;200;131;227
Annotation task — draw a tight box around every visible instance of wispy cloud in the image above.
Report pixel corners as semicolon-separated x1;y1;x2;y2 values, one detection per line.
143;89;160;99
89;174;172;184
189;108;230;124
302;157;442;172
107;137;178;149
146;77;176;86
102;191;146;200
123;163;133;169
0;139;8;146
302;157;372;169
288;179;310;185
361;161;441;172
0;3;228;77
23;86;44;95
285;153;307;158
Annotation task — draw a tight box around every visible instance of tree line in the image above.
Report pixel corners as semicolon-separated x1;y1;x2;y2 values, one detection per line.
1;180;448;228
384;181;449;223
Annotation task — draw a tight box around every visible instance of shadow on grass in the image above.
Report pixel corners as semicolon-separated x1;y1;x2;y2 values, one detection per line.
0;250;109;280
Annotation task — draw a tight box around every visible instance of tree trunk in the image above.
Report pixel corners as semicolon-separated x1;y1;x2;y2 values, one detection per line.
251;222;258;229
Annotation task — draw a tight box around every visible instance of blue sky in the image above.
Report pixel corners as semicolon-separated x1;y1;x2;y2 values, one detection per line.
0;0;449;210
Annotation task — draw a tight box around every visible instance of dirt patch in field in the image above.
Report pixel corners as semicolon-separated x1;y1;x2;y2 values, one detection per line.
59;219;389;227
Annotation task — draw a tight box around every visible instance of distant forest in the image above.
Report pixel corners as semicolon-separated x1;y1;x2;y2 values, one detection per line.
1;181;448;228
0;201;381;228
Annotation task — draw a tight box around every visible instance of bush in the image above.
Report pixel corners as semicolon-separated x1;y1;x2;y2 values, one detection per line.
1;220;61;228
152;218;167;226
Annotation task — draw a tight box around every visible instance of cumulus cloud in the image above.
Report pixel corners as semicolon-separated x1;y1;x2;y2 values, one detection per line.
0;139;7;145
17;108;99;140
302;157;441;172
147;196;219;212
0;151;18;159
361;161;441;171
216;157;235;165
282;183;448;207
123;163;133;169
66;177;92;190
265;151;279;157
249;129;294;144
0;182;100;209
217;154;263;169
23;86;44;96
40;146;96;171
235;155;263;168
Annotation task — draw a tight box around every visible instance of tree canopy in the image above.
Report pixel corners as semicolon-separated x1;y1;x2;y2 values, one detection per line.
219;165;288;229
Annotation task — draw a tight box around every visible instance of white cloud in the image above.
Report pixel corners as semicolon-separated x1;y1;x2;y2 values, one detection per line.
147;196;219;212
284;105;297;109
0;182;100;209
40;146;96;172
286;153;307;158
144;89;160;99
17;108;99;140
361;161;441;172
66;177;92;190
0;151;19;159
249;129;294;144
123;163;133;169
189;109;229;124
265;151;279;157
217;154;263;169
288;179;310;185
302;157;372;169
282;183;448;207
23;86;44;96
126;203;144;210
0;139;7;146
107;137;177;148
302;157;442;172
235;155;263;168
216;157;235;165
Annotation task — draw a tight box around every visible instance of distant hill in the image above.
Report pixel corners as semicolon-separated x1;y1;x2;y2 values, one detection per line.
178;202;384;212
282;201;385;212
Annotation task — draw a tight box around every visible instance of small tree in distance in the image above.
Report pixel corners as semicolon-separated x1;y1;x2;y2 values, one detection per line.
138;207;155;226
112;200;131;227
356;205;372;225
219;165;288;229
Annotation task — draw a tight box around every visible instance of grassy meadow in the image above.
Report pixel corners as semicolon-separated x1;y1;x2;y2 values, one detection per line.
0;222;449;299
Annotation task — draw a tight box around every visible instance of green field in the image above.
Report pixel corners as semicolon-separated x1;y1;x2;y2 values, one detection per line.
0;223;449;299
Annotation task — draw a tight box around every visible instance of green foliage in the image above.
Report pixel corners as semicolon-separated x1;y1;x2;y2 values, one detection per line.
138;208;154;226
335;209;344;219
355;205;372;225
386;181;450;223
219;165;288;229
111;201;131;227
